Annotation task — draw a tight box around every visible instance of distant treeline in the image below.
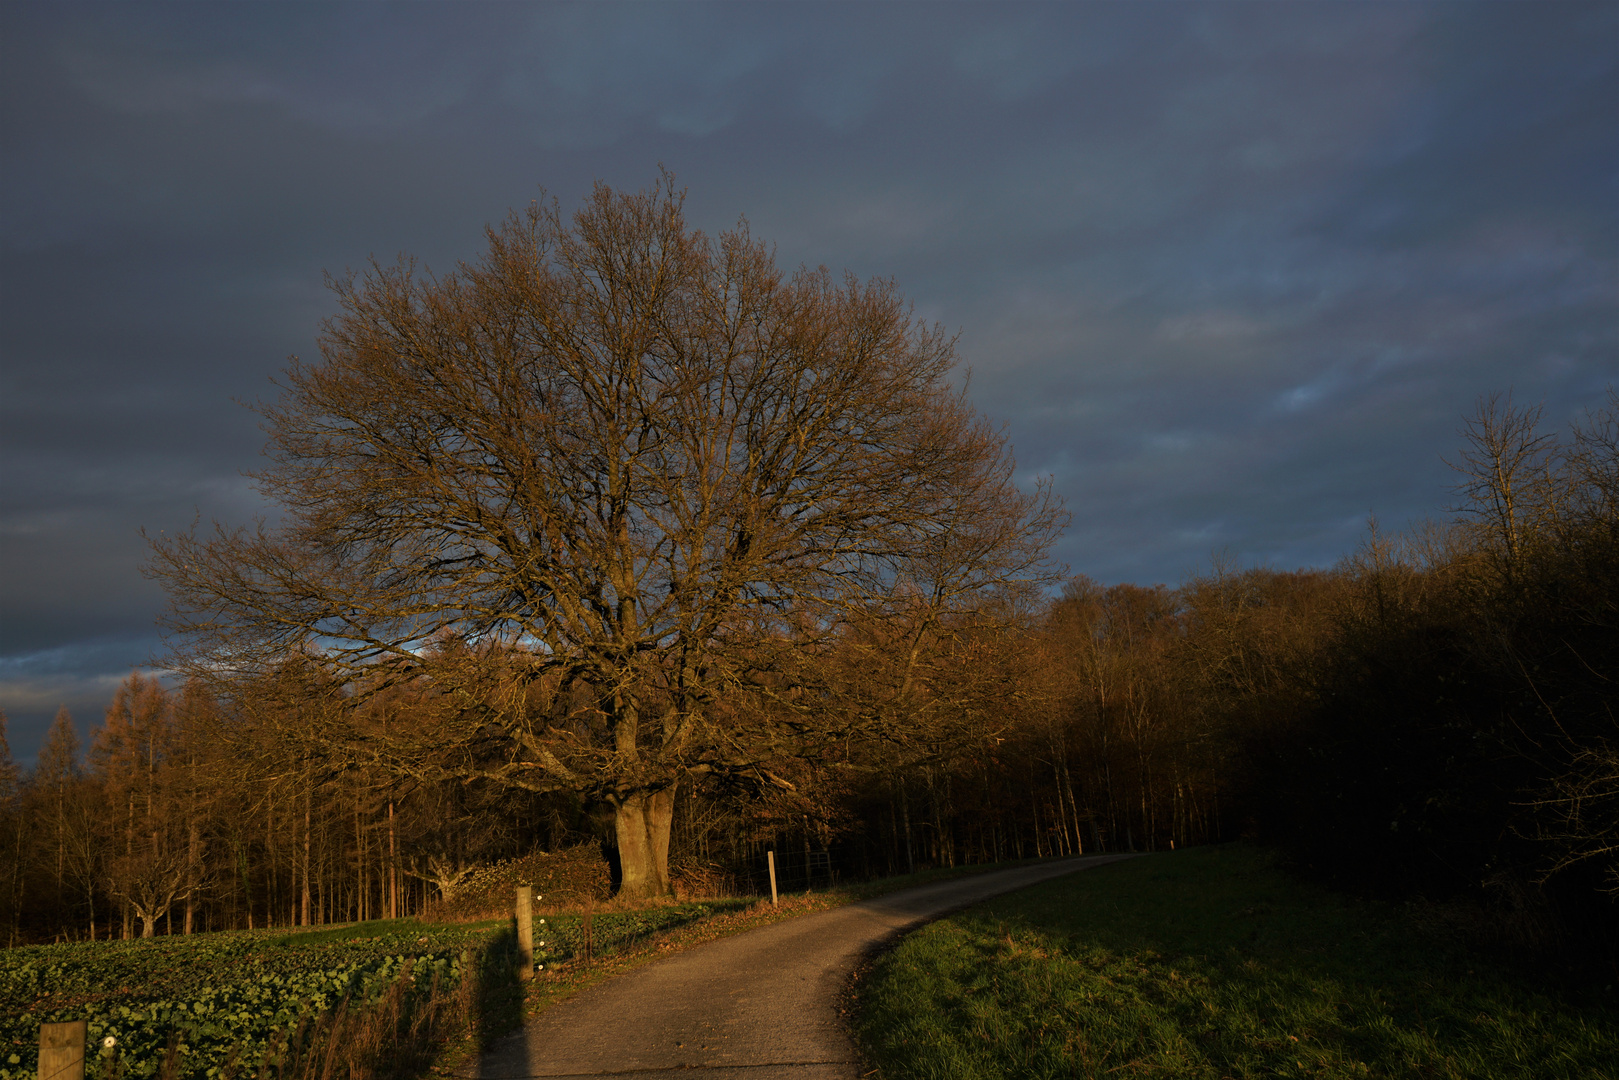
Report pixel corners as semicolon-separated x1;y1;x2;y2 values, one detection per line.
1;392;1612;979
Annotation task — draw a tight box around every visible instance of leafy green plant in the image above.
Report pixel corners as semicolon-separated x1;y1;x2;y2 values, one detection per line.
0;924;504;1079
0;897;763;1079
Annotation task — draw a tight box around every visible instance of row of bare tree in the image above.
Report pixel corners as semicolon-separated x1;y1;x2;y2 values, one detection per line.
0;673;571;945
0;561;1250;944
0;560;1324;943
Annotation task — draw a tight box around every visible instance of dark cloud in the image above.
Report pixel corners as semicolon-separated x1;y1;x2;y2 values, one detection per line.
3;1;1614;764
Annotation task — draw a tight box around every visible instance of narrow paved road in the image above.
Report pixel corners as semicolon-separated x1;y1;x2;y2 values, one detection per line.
465;854;1136;1079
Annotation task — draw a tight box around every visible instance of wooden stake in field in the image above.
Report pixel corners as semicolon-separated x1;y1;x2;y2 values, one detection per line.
38;1020;86;1080
767;849;778;907
515;886;534;980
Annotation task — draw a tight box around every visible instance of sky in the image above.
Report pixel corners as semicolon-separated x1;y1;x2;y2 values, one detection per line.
2;1;1615;766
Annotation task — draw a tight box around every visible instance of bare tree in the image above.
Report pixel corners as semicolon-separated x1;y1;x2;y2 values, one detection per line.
94;673;174;936
149;175;1064;898
35;708;80;923
405;854;477;903
109;843;193;938
1448;391;1557;574
1558;387;1619;540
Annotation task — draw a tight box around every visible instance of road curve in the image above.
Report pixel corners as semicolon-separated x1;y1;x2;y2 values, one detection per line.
464;853;1137;1080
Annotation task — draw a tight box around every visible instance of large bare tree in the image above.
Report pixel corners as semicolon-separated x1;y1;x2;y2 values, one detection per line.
150;176;1064;897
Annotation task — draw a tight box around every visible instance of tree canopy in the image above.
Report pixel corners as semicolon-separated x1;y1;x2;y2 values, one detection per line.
149;175;1066;896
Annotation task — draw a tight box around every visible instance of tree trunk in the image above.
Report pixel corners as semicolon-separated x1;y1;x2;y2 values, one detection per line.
1061;756;1084;855
899;776;915;874
355;798;365;922
184;819;201;935
302;794;312;927
614;787;675;900
1049;758;1070;855
388;800;397;920
124;795;135;940
887;789;900;876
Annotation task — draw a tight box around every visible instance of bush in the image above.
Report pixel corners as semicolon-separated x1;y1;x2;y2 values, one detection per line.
426;844;610;921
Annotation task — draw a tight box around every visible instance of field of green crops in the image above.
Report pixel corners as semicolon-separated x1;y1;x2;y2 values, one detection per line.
1;901;748;1080
1;920;505;1079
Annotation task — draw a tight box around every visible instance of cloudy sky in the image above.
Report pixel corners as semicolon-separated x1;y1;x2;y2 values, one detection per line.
2;1;1615;764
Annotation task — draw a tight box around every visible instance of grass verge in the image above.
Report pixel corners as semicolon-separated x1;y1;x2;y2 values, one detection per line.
853;844;1619;1080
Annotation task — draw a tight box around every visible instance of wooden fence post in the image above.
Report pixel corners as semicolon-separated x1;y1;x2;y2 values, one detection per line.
767;849;778;907
515;886;533;980
38;1020;86;1080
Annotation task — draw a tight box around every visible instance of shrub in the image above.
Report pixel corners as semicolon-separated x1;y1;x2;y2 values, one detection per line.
426;845;610;921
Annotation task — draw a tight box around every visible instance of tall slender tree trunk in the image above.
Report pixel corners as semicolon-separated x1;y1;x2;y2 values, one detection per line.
1104;757;1117;845
187;817;203;934
266;799;276;928
302;789;312;927
243;840;253;930
927;768;948;867
1049;756;1070;854
1150;774;1159;849
388;800;397;920
53;782;66;923
1063;759;1084;856
899;776;915;874
355;798;365;922
1174;775;1185;849
802;828;813;891
124;795;135;940
887;789;900;876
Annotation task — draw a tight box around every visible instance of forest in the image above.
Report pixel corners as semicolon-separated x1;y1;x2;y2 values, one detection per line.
3;389;1613;979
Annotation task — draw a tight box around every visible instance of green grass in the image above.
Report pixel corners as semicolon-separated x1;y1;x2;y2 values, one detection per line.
854;845;1619;1080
